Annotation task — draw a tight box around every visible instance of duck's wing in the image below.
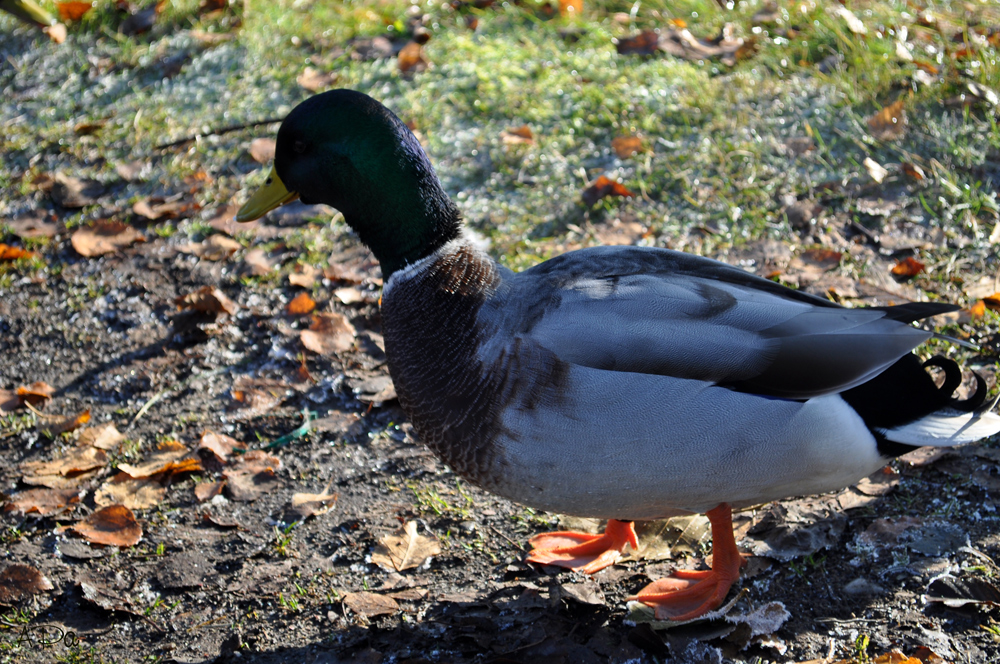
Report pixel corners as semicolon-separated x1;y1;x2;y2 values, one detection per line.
509;246;955;399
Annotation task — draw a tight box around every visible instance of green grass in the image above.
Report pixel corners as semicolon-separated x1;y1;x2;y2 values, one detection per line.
1;0;998;297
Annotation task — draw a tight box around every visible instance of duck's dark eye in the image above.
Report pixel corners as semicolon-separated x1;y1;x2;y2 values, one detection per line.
293;140;307;154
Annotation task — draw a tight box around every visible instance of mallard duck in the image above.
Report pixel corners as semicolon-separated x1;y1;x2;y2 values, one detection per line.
237;89;1000;621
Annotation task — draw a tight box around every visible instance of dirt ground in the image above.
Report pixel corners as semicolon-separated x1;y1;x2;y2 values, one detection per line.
2;207;1000;664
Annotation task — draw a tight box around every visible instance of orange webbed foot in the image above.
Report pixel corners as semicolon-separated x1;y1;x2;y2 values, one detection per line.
526;519;638;574
629;504;745;622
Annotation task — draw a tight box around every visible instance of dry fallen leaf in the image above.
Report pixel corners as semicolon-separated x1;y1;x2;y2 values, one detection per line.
868;99;907;141
132;198;196;221
286;490;338;522
224;450;282;502
902;162;926;180
16;381;55;407
983;292;1000;311
372;520;442;572
297;67;338;92
71;505;142;547
558;0;581;15
196;430;246;464
78;422;125;451
51;172;106;208
41;409;91;437
500;125;534;145
118;441;201;479
71;221;143;257
243;248;275;276
398;41;428;73
288;263;319;288
0;244;39;260
194;481;226;502
582;175;635;206
300;312;356;356
4;488;80;517
969;300;987;319
95;474;166;509
180;234;241;261
6;213;58;239
0;565;54;603
611;135;644;159
21;444;107;477
44;23;67;43
891;256;925;279
343;591;399;618
249;138;276;164
176;285;238;315
287;292;316;315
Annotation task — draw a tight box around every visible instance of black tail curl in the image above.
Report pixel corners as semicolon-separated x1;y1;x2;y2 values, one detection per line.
842;353;989;457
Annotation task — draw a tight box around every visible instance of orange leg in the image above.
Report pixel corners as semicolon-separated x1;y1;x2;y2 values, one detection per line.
526;519;639;574
629;503;745;622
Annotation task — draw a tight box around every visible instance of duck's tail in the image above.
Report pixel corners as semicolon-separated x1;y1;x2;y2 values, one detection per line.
842;353;1000;456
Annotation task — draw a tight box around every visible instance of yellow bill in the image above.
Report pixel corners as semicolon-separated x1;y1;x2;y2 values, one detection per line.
236;169;299;222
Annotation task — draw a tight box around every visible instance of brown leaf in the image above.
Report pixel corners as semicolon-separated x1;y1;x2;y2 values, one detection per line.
288;263;319;288
51;172;106;208
616;30;660;55
132;197;196;221
343;591;399;618
891;256;925;279
249;138;276;164
71;505;142;547
0;244;39;260
287;292;316;315
194;481;226;502
196;430;246;464
56;0;92;19
582;175;635;206
4;488;80;517
657;25;745;66
297;67;338;92
175;285;238;315
286;491;338;522
116;160;146;182
179;234;241;261
223;450;282;502
243;248;275;276
868;99;907;141
301;313;356;356
398;41;428;73
902;162;926;180
0;390;21;414
21;445;106;477
372;520;442;572
16;381;55;407
982;293;1000;311
41;409;91;437
78;422;125;450
611;135;644;159
500;125;534;145
78;572;141;614
71;221;143;257
6;212;58;239
118;441;201;479
0;565;54;603
94;474;166;509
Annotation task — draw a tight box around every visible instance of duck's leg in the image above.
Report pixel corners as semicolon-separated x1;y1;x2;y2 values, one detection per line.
526;519;638;574
630;503;744;621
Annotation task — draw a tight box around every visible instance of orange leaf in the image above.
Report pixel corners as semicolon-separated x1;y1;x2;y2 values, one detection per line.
16;381;55;407
582;175;635;206
4;488;80;517
287;292;317;315
70;505;142;547
982;292;1000;311
969;300;987;318
45;409;91;436
611;135;644;159
558;0;581;15
398;41;428;73
867;99;907;141
57;1;92;20
914;59;939;75
0;244;38;260
301;313;356;356
669;18;687;28
891;256;925;279
902;162;926;180
175;285;238;315
70;221;143;257
501;125;534;145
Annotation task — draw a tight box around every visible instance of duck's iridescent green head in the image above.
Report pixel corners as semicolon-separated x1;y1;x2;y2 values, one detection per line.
238;89;461;278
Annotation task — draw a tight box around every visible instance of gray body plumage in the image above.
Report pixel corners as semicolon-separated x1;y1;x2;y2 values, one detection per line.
380;236;1000;521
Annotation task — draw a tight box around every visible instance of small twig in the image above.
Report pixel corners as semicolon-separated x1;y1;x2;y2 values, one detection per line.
488;524;525;552
154;118;283;150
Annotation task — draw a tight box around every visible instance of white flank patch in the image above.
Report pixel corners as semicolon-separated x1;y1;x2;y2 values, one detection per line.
883;409;1000;447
